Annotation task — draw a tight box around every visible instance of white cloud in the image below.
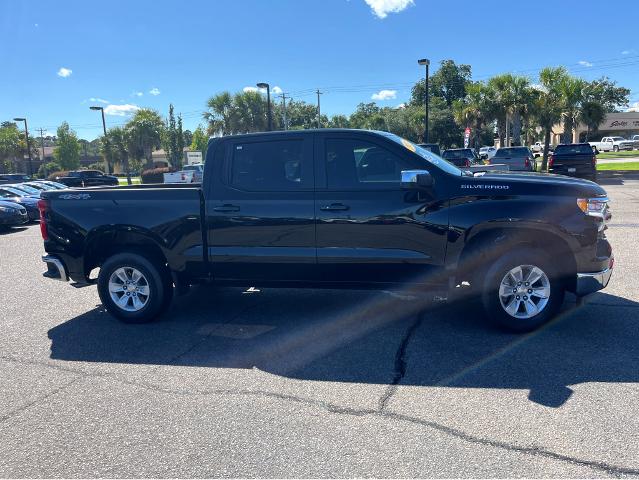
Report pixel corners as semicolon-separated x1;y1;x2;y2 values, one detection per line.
89;97;109;104
371;89;397;100
627;102;639;112
132;91;143;97
364;0;414;18
396;103;406;109
244;85;283;95
578;60;593;67
622;50;631;55
149;87;161;96
57;67;72;78
243;86;259;93
104;104;140;116
272;86;283;94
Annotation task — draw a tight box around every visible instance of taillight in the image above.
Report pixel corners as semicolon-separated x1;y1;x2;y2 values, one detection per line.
524;156;530;168
37;199;49;241
465;159;470;167
592;155;597;166
548;154;554;168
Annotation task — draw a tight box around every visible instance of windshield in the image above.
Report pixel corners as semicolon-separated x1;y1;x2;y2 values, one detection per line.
383;133;462;176
612;137;625;141
0;187;26;197
554;144;593;154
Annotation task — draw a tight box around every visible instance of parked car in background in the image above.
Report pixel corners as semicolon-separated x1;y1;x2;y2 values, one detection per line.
52;170;119;187
531;141;545;154
23;181;60;191
417;143;441;156
491;146;535;171
3;183;42;197
589;136;634;153
441;148;479;167
0;200;28;228
548;144;597;181
479;146;497;160
182;164;204;183
630;135;639;150
0;174;31;184
0;186;40;221
163;170;196;183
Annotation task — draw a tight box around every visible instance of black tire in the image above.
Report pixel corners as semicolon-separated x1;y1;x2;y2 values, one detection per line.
613;145;619;152
97;252;172;323
479;247;565;332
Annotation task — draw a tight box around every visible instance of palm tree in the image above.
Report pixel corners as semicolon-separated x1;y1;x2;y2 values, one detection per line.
125;109;164;169
204;91;236;135
579;101;606;142
535;67;569;171
107;126;132;184
559;77;586;144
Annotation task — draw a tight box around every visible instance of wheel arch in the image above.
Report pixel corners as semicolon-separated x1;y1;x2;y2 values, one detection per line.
455;223;578;291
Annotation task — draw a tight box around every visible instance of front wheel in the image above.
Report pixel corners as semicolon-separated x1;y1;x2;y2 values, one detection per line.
613;145;619;152
97;252;172;323
480;248;565;332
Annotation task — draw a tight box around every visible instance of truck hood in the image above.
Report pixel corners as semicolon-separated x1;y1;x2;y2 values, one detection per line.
464;171;606;197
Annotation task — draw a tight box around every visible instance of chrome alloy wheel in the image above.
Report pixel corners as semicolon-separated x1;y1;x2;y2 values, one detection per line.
108;267;150;312
498;265;550;319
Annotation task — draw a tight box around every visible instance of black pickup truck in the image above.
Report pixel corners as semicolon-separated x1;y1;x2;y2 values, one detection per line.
53;170;119;188
549;143;597;181
39;129;613;331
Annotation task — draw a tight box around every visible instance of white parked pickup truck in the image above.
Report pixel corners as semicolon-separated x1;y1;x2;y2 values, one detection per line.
163;170;196;183
589;136;634;153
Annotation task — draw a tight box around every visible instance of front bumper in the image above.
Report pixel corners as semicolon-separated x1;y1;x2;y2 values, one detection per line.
575;257;614;296
0;210;28;225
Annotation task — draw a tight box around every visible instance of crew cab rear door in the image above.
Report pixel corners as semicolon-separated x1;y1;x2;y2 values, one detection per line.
314;132;449;285
206;134;316;281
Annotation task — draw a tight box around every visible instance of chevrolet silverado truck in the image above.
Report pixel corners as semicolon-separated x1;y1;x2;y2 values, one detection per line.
39;129;614;332
589;136;634;153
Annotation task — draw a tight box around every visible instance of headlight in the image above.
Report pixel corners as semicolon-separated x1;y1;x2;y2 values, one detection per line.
577;197;611;230
0;206;9;212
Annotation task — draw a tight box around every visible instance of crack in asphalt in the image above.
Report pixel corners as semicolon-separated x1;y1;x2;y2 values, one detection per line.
2;313;638;477
0;376;81;424
377;314;423;412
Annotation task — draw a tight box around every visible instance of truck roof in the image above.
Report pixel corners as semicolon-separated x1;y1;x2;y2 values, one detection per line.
207;128;391;142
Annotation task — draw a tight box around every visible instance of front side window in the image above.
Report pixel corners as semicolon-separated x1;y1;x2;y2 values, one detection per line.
231;139;307;191
325;138;410;189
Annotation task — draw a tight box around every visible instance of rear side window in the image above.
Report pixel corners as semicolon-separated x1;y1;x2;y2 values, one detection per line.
554;144;593;154
443;150;472;159
230;139;308;191
495;147;529;157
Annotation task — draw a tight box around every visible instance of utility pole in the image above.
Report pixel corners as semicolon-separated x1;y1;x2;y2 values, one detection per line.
316;89;323;129
417;58;430;143
278;93;289;130
38;128;46;177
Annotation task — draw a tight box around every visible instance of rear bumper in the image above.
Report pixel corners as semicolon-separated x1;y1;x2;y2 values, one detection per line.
575;257;614;296
42;255;68;282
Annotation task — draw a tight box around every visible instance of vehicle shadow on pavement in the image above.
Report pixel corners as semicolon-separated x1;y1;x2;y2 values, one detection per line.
596;172;639;186
47;286;639;407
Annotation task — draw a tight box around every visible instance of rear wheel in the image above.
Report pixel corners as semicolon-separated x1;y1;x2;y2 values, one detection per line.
480;248;565;332
97;252;172;323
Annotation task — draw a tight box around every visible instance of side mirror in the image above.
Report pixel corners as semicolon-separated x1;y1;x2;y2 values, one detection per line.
401;169;434;189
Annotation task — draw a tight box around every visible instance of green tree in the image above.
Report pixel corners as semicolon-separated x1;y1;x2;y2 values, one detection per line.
190;125;209;160
0;122;22;172
558;76;586;143
583;77;631;112
579;101;606;141
453;82;493;150
176;114;185;169
182;129;193;148
282;99;325;130
411;60;472;108
535;67;569;170
125;109;164;169
162;104;182;168
106;126;133;183
37;161;61;178
53;121;81;170
327;114;350;128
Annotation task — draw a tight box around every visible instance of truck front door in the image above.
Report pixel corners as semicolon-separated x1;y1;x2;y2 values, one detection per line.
206;135;316;282
314;133;449;286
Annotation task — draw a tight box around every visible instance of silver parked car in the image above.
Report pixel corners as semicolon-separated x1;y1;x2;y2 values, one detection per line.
490;146;535;171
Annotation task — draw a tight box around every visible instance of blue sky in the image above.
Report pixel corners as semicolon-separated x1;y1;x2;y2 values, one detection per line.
2;0;639;140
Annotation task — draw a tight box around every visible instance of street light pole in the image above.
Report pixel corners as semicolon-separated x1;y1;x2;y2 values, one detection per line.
257;82;272;131
90;106;110;174
417;58;430;143
13;117;33;177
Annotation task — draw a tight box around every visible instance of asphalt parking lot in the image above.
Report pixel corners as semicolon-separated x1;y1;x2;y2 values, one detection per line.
1;176;638;478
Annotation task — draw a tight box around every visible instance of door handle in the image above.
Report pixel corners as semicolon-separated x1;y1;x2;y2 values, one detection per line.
320;203;350;211
213;204;240;212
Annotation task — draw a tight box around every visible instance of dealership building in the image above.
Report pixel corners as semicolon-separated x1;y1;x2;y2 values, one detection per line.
553;111;639;144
